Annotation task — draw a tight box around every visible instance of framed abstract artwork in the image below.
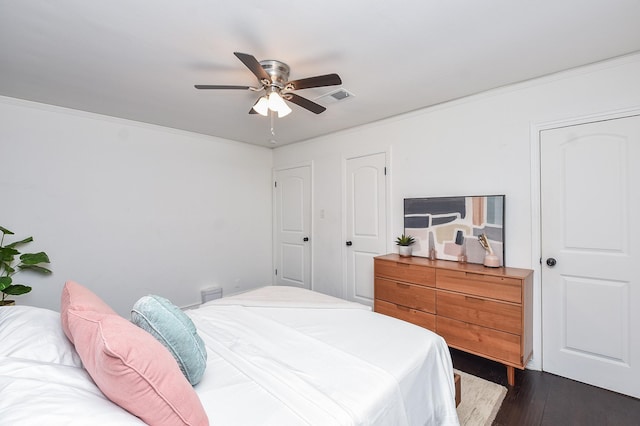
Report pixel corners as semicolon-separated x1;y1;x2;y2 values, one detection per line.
403;195;505;266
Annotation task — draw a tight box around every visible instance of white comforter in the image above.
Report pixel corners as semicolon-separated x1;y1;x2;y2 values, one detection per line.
190;286;459;425
0;286;459;425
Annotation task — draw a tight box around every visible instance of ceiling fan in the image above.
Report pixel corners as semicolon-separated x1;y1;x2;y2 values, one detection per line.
195;52;342;118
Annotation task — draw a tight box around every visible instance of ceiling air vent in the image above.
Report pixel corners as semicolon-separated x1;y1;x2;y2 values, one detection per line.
315;88;355;103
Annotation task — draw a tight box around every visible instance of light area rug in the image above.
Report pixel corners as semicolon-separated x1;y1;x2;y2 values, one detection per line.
455;369;507;426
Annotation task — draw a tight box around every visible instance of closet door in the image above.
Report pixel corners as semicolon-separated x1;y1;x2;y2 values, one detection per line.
345;152;387;305
274;165;311;289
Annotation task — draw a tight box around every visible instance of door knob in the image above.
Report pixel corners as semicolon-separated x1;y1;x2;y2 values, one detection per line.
346;241;353;246
546;258;557;267
303;237;309;242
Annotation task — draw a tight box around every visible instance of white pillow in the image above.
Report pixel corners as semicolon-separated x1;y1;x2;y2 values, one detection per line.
0;305;82;367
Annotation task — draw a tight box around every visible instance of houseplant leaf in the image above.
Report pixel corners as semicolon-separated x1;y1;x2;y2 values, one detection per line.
20;252;50;265
3;284;32;296
0;276;12;292
0;246;19;262
395;233;415;246
19;264;52;274
6;236;34;248
0;226;14;235
1;263;16;274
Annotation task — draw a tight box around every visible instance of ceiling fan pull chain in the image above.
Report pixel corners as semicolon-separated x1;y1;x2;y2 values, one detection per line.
268;112;278;145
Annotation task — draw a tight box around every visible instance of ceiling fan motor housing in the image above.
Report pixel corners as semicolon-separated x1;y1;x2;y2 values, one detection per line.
259;60;290;88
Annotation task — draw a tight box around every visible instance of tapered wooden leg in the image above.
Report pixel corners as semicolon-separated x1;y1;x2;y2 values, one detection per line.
454;373;461;407
506;365;515;386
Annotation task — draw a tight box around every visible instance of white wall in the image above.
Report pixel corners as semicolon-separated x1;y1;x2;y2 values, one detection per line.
273;53;640;370
0;97;273;316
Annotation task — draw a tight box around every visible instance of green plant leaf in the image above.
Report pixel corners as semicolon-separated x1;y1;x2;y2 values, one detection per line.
3;284;32;296
19;264;52;274
0;226;14;235
395;233;416;246
1;262;16;275
0;247;19;261
6;236;33;248
20;252;50;265
0;276;12;291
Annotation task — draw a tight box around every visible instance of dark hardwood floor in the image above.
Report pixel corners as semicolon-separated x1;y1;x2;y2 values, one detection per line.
450;349;640;425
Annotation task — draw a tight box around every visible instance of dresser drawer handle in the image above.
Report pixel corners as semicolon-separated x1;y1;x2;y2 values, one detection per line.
465;295;484;303
395;262;410;267
396;283;411;289
396;305;410;312
464;272;485;279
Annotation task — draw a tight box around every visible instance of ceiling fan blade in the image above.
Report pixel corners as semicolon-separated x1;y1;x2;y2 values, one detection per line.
194;85;251;90
233;52;271;83
285;73;342;91
284;93;327;114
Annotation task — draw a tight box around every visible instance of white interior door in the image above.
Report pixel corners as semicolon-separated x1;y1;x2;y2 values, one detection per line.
274;166;311;289
541;115;640;398
345;152;387;305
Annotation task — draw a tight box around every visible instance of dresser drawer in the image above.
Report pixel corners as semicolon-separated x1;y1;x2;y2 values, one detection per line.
375;277;436;313
437;316;521;365
375;259;435;287
375;299;436;332
436;269;522;303
436;290;521;334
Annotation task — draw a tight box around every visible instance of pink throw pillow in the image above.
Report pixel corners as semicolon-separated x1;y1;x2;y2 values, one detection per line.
66;308;209;426
60;280;117;342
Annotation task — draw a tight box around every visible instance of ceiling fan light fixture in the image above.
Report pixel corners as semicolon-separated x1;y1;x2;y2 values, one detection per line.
268;91;292;117
277;107;292;118
252;96;269;116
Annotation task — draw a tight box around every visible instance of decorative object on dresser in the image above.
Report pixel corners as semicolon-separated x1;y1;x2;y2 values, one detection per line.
374;253;533;386
395;233;416;257
478;233;500;267
0;226;51;306
403;195;505;266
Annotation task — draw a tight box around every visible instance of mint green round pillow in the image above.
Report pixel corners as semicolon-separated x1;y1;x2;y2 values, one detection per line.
131;295;207;385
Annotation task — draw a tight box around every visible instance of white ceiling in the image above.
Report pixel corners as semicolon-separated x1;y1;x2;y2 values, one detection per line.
2;1;640;148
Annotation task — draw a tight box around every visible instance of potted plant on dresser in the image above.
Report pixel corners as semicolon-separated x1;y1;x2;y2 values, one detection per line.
395;233;416;257
0;226;51;306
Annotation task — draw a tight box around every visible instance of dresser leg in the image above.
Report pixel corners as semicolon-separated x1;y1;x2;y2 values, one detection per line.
506;365;515;386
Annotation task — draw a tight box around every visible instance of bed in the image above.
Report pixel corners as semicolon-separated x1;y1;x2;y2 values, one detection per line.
0;284;459;425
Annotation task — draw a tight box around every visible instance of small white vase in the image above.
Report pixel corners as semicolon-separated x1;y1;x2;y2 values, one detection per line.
398;245;413;257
